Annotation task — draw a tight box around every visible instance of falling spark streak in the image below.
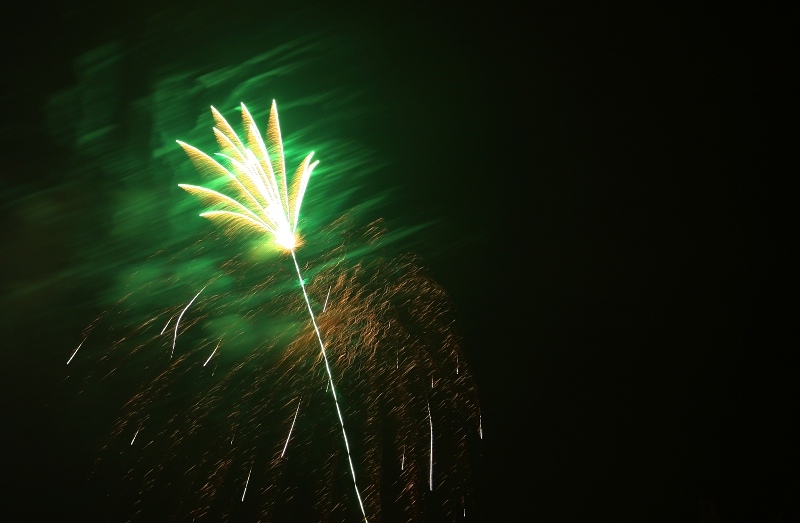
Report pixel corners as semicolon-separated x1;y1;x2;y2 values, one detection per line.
179;102;368;522
281;397;301;458
80;215;482;520
241;465;252;501
428;401;434;491
203;341;220;367
67;338;85;365
322;285;331;313
131;428;141;445
160;312;177;335
401;445;405;471
291;250;368;521
171;285;208;358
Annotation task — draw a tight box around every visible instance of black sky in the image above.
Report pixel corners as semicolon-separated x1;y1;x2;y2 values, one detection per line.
2;2;797;522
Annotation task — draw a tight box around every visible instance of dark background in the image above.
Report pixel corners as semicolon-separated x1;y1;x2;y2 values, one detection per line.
2;2;796;522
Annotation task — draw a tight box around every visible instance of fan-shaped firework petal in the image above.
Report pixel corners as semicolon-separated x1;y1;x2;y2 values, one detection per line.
240;103;273;182
177;184;274;234
290;153;318;233
177;141;267;217
211;106;247;156
212;127;247;165
216;151;274;212
265;100;289;214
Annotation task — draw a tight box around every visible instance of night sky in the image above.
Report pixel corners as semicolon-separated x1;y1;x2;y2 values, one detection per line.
2;2;796;522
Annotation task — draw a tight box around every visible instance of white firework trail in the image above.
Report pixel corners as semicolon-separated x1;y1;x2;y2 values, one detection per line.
67;338;85;365
241;465;252;501
281;397;301;458
171;284;208;358
322;285;332;313
428;401;433;491
203;341;220;367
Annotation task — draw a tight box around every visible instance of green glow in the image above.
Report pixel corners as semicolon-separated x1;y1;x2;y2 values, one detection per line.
19;35;481;521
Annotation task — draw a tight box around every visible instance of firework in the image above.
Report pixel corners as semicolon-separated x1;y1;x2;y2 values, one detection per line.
73;102;482;522
177;100;368;520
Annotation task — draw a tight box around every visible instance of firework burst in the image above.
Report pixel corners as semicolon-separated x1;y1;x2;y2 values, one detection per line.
73;102;481;521
177;100;368;519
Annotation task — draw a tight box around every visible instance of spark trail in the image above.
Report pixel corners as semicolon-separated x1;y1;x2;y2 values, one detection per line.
322;285;331;313
203;341;220;367
242;465;252;501
67;338;85;365
291;249;367;516
281;397;301;458
428;401;433;491
171;284;208;358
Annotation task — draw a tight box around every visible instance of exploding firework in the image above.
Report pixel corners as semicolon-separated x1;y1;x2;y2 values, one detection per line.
72;101;482;521
178;100;369;520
